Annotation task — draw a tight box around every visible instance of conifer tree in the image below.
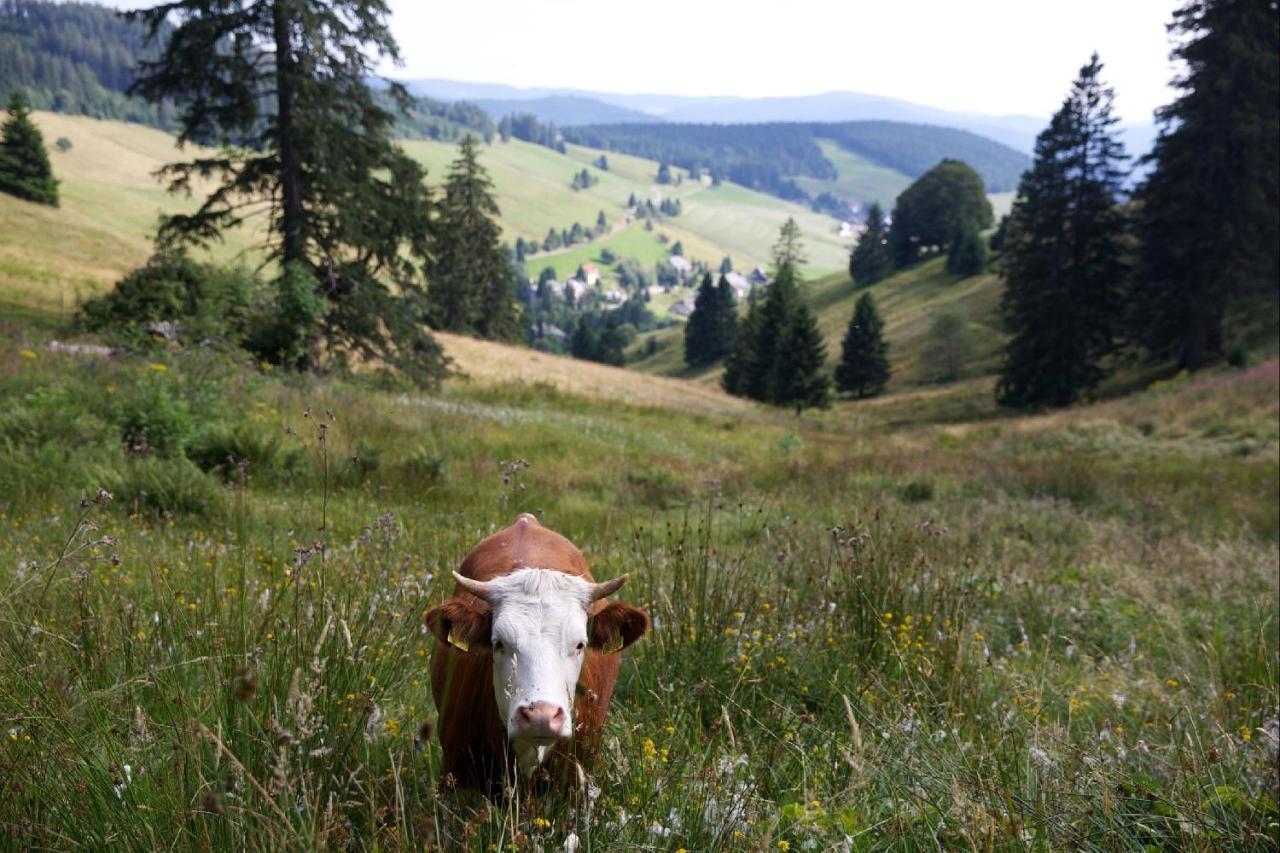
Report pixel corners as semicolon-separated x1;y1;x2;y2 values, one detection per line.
997;54;1129;408
429;136;519;339
0;90;58;206
743;258;801;401
768;302;831;413
835;293;890;398
848;202;891;286
127;0;444;385
570;316;598;361
945;225;987;276
1132;0;1279;370
722;293;761;396
684;274;719;366
713;274;738;356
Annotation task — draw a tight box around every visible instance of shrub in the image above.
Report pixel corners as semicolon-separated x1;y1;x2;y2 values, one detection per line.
187;421;304;484
92;456;226;517
244;263;327;369
900;479;935;503
116;375;195;458
81;251;257;348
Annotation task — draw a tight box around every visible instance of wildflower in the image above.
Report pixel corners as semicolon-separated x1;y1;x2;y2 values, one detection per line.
778;841;791;851
562;833;581;853
1165;678;1180;689
19;349;37;359
147;362;168;372
533;817;551;829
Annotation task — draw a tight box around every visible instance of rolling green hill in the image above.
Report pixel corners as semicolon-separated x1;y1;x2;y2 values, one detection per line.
630;257;1006;394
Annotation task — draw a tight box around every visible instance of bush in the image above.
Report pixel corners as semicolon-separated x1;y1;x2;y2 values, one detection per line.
187;421;305;484
82;251;257;348
92;456;226;517
900;480;935;503
244;264;328;369
0;384;112;448
116;375;195;458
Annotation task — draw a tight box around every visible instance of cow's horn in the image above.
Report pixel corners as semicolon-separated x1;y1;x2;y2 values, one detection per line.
453;571;492;601
589;574;629;601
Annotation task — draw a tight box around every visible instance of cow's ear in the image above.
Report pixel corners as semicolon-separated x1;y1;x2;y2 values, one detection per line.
425;599;492;652
589;602;649;653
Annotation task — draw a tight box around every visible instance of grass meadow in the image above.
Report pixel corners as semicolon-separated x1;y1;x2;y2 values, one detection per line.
0;322;1276;849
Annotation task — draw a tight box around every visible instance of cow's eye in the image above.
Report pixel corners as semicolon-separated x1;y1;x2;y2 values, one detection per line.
575;642;585;652
493;640;505;652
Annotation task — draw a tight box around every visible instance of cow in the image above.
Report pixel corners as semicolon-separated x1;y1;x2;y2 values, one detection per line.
424;513;649;791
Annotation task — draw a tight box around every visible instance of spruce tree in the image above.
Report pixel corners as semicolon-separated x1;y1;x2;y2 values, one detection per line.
768;302;831;413
1132;0;1279;370
997;54;1129;408
743;258;801;401
0;90;58;206
684;274;719;366
722;294;761;396
848;202;891;286
713;274;738;357
429;136;519;340
570;316;598;361
127;0;444;385
835;293;890;398
945;225;987;276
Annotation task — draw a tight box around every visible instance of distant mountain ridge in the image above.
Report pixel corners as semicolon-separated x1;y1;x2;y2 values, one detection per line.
405;77;1157;159
472;95;656;127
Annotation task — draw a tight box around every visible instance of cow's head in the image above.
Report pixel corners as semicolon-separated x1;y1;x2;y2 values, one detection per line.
427;568;648;773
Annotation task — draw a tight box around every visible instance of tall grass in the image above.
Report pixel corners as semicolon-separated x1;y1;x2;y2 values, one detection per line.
0;340;1276;849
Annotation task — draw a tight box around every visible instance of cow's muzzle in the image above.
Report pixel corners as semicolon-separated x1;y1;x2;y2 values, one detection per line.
513;701;567;739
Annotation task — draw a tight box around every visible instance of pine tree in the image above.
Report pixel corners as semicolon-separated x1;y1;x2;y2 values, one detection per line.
945;225;987;276
768;303;831;413
1132;0;1279;370
683;274;719;366
721;295;760;396
997;54;1129;408
719;256;733;274
429;136;519;339
743;260;801;401
835;293;890;398
848;202;891;286
126;0;444;385
570;316;598;361
713;274;738;357
0;90;58;206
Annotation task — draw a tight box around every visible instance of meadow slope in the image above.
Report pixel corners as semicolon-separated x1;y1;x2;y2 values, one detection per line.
0;111;1277;852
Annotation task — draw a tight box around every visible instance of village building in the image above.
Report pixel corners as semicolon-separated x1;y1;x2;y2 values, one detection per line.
669;255;694;281
723;271;752;300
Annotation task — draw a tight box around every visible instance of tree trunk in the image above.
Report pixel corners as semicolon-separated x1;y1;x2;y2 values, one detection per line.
272;0;305;268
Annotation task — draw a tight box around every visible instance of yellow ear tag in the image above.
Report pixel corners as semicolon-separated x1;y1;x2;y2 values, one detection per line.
446;628;469;652
603;635;624;655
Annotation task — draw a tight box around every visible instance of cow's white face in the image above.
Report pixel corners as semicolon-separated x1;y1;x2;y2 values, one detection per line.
451;568;630;775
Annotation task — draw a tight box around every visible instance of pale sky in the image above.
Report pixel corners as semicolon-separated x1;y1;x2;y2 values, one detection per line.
101;0;1181;124
382;0;1179;122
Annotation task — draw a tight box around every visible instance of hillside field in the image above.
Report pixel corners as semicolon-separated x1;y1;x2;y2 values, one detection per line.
0;112;1277;851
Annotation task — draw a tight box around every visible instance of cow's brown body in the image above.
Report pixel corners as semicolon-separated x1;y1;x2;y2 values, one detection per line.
428;514;633;791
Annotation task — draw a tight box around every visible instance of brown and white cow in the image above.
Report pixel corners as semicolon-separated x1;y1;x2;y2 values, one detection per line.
424;513;649;790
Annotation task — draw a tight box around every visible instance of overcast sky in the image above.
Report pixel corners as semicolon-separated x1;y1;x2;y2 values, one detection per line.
102;0;1181;124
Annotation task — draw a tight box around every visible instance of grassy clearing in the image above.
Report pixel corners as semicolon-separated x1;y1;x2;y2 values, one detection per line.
0;319;1275;849
793;139;913;208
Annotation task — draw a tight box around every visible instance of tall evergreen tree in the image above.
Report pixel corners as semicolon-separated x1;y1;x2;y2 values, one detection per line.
1132;0;1279;370
768;302;831;413
0;90;58;205
996;54;1129;408
721;293;760;396
127;0;444;385
713;274;738;357
684;274;719;366
743;257;801;401
428;136;519;340
848;202;891;286
835;293;890;398
945;225;987;276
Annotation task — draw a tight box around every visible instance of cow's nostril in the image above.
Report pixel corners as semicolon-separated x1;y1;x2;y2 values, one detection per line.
514;701;566;736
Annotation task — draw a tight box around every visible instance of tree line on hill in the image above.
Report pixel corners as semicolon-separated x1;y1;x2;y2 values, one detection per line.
562;120;1029;206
